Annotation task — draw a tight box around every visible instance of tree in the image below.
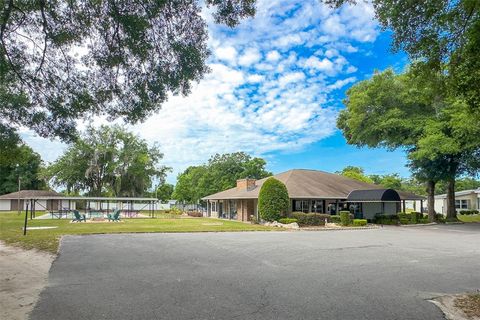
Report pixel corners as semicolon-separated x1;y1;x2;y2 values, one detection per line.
155;183;174;202
0;1;256;141
173;152;271;203
258;177;289;222
46;125;169;196
337;68;450;221
324;0;480;111
0;142;46;195
336;166;374;184
436;177;480;194
172;166;208;203
369;173;402;190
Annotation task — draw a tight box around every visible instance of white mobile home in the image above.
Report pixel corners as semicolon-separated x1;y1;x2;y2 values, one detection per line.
434;189;480;214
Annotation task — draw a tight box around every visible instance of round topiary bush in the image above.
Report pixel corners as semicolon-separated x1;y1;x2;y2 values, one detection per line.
258;177;289;222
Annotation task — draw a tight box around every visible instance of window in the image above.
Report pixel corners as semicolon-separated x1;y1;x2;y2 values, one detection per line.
211;201;216;212
294;200;310;213
311;200;323;213
455;199;470;209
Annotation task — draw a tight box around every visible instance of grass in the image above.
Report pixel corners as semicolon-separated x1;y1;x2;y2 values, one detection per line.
457;214;480;223
0;211;275;253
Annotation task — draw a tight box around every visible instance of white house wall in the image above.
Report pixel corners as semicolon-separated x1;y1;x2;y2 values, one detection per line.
0;200;10;211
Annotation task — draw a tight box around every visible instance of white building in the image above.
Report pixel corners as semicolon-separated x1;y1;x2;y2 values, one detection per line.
434;189;480;214
0;190;73;211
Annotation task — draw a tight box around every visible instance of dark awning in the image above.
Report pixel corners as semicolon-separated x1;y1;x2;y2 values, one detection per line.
347;189;401;202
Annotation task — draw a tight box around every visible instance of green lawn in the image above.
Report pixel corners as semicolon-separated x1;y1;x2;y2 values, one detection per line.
0;212;275;253
458;214;480;223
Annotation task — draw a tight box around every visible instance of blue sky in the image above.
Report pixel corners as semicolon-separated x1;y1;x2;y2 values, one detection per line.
22;0;413;184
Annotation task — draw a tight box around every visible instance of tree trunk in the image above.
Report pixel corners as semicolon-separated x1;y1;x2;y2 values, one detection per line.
446;178;456;220
426;180;436;222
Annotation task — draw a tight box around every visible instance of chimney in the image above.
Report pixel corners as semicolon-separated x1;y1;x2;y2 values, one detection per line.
236;178;256;191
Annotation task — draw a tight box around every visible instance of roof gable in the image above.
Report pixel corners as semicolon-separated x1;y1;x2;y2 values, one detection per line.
0;190;63;199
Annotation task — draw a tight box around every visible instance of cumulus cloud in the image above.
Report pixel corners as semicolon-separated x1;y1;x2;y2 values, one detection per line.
266;50;281;62
214;46;237;64
238;47;262;66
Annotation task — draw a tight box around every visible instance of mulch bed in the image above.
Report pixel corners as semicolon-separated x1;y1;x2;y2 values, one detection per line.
455;294;480;318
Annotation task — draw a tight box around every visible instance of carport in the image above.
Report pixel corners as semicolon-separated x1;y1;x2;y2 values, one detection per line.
346;189;418;220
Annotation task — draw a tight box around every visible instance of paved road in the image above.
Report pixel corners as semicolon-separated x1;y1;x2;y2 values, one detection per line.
31;224;480;320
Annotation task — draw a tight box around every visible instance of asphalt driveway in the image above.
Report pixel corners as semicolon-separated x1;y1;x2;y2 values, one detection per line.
31;224;480;319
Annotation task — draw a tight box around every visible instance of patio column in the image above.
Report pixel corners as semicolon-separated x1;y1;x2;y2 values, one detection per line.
420;200;424;214
402;200;406;213
335;200;339;215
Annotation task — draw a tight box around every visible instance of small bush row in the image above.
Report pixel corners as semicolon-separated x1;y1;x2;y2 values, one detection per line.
353;219;367;226
291;212;329;226
278;218;298;224
375;212;431;225
459;210;479;215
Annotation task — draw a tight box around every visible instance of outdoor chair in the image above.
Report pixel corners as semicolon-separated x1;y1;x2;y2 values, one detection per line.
72;210;86;222
107;209;121;222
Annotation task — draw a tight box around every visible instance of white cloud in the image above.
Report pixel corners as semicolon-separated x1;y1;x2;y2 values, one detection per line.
266;50;281;62
214;46;237;64
328;77;357;90
238;47;262;66
278;72;305;87
247;74;265;83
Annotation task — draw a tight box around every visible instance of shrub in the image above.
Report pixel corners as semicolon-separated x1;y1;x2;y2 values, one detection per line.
459;210;479;215
397;213;410;221
419;218;430;224
170;207;182;215
410;212;423;224
339;211;351;226
435;213;446;223
329;215;341;224
399;218;410;225
258;177;290;222
291;212;328;226
353;219;367;226
374;214;399;225
187;211;203;217
278;218;298;224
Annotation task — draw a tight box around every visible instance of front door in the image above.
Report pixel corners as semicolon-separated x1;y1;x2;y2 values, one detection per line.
219;202;223;218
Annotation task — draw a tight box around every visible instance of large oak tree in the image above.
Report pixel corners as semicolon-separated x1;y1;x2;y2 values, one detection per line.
0;0;255;140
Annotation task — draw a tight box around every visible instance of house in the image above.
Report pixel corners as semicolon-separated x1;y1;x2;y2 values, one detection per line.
434;188;480;214
0;190;71;211
202;169;424;221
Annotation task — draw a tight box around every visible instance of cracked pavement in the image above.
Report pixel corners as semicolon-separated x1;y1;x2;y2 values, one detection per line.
31;223;480;319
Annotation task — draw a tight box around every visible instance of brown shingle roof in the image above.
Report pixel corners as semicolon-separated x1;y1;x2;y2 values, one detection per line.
0;190;63;199
202;169;425;200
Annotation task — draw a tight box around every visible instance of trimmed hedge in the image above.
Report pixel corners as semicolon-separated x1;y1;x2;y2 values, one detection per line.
291;212;328;226
339;211;352;226
459;210;479;215
278;218;298;224
258;177;290;222
353;219;367;226
329;215;341;224
374;214;399;225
